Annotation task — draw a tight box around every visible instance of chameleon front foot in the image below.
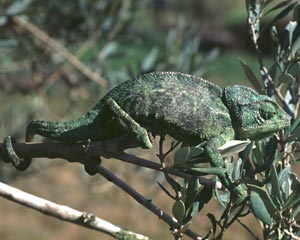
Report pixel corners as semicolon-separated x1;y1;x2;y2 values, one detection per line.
3;136;31;170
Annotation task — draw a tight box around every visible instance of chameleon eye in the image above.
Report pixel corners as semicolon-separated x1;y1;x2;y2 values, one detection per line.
259;103;276;120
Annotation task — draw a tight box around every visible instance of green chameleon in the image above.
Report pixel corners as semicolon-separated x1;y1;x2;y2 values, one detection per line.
4;72;290;198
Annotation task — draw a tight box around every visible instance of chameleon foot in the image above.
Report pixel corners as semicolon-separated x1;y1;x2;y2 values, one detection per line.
106;98;153;149
84;157;101;175
3;136;31;170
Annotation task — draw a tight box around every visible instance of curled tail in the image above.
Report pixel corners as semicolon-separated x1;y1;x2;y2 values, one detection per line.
26;101;105;143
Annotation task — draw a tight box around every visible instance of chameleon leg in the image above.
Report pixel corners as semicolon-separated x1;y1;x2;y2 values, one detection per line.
105;98;153;149
3;136;31;170
205;127;235;168
205;127;247;202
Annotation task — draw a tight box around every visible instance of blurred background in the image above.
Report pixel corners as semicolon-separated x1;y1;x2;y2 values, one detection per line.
0;0;275;239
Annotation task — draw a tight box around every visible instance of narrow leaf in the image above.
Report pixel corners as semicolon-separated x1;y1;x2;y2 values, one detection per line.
172;200;185;224
218;139;252;158
283;191;300;209
207;213;217;235
265;0;293;15
247;184;278;212
240;58;262;92
250;192;273;225
291;112;300;132
262;2;298;33
190;167;226;176
174;147;190;166
184;178;200;210
233;159;243;181
278;165;291;199
270;163;283;204
287;126;300;141
285;21;297;46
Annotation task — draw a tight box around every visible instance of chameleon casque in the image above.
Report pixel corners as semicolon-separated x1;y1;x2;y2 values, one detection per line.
4;72;290;197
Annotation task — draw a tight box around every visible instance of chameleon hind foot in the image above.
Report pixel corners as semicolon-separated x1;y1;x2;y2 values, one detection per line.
3;136;31;170
84;156;101;175
106;98;153;149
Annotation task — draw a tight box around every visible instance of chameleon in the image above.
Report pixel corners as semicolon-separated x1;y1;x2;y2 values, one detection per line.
3;72;290;197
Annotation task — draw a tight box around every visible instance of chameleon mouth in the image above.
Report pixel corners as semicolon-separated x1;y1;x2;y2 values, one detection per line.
239;117;290;140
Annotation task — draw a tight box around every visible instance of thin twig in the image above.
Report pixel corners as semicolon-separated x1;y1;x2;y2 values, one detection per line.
247;7;292;113
96;165;202;240
0;181;150;240
237;219;260;240
12;16;107;87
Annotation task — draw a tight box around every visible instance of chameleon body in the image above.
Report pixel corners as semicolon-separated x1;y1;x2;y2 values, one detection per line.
4;72;290;196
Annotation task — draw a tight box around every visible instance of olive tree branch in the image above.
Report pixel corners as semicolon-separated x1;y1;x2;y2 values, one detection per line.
0;136;217;188
247;3;292;112
0;181;150;240
11;16;107;87
0;135;209;239
96;165;202;240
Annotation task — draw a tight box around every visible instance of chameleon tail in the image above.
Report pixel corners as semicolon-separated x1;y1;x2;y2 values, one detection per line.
26;102;104;143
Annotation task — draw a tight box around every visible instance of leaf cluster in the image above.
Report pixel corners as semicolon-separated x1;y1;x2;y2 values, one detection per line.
164;1;300;239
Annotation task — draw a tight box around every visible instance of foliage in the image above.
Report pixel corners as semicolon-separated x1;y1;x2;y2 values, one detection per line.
167;0;300;239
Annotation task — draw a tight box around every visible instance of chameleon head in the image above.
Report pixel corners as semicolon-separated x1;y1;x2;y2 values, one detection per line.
223;85;290;140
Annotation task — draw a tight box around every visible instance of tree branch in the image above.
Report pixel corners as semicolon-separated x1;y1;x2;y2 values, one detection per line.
12;16;107;87
0;181;150;240
0;136;218;189
0;136;212;239
96;164;203;240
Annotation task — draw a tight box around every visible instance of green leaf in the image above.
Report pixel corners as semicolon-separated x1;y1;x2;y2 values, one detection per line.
194;186;213;214
218;139;252;158
291;111;300;132
265;0;293;15
184;177;200;210
278;165;291;199
269;62;278;80
262;2;298;34
174;146;205;166
172;199;185;224
283;190;300;209
241;141;254;161
240;58;262;92
190;167;227;176
184;185;213;223
207;213;217;235
292;201;300;221
233;159;243;181
250;192;273;225
174;147;191;166
247;184;278;212
288;62;300;81
283;174;300;208
286;21;297;45
189;147;205;161
270;163;283;205
287;125;300;141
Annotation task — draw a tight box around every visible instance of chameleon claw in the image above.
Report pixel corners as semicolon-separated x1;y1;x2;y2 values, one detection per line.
3;136;31;170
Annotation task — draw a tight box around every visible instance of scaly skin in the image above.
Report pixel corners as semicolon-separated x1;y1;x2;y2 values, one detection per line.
3;72;290;199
